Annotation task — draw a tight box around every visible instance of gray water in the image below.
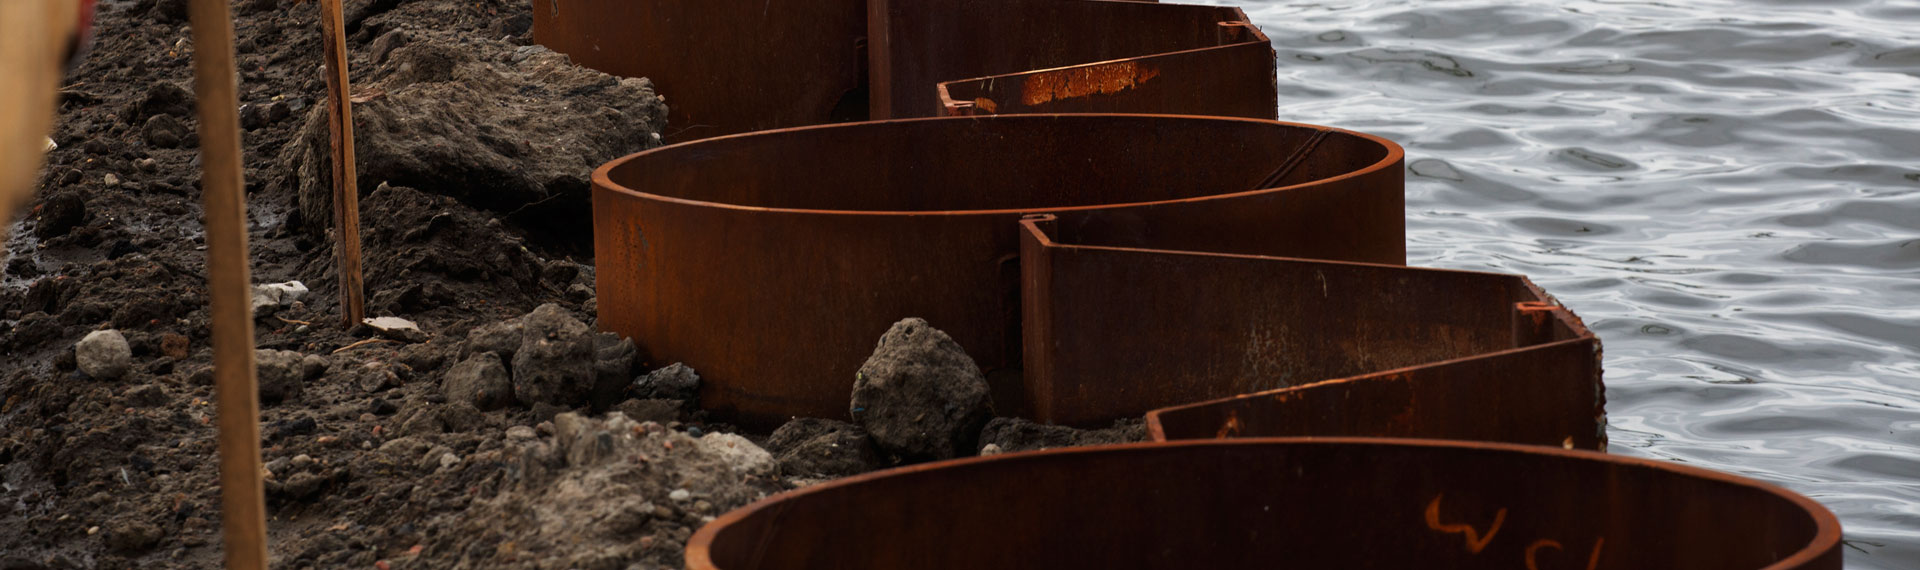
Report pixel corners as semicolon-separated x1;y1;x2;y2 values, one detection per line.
1197;0;1920;567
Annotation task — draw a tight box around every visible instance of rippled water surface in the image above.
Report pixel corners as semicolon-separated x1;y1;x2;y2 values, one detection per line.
1190;0;1920;567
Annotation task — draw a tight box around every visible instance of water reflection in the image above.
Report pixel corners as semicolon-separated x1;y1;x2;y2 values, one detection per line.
1194;0;1920;567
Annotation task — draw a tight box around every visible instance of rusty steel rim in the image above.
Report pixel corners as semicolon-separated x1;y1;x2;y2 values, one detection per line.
592;114;1401;216
591;114;1424;428
536;0;1279;141
686;438;1843;570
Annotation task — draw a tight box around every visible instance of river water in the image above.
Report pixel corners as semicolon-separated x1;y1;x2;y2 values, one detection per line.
1190;0;1920;567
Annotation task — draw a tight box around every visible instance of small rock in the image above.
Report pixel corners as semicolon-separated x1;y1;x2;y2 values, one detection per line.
696;432;775;476
250;281;309;317
128;81;194;120
848;318;994;462
591;333;636;408
668;489;691;502
158;333;190;359
268;417;318;441
464;317;524;360
135;158;159;172
362;316;428;343
443;352;513;410
124;384;168;407
75;330;133;379
239;103;270;130
300;355;329;381
611;398;680;424
368;398;399;416
529;402;568;424
767;417;882;478
370;29;409;65
102;173;121;188
977;417;1146;454
345;360;403;393
504;425;537;440
271;470;336;501
979;443;1003;456
510;304;594;406
34;192;86;239
187;365;214;386
397;342;449;373
632;362;699;402
104;520;163;554
255;349;310;404
551;412;636;467
142;114;187;148
290;454;314;468
438;452;461;470
265;100;291;124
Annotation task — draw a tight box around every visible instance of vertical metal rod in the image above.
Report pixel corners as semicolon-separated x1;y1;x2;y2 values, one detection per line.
319;0;365;327
184;0;270;567
0;0;77;241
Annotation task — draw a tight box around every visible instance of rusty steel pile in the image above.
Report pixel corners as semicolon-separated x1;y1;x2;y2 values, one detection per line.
533;0;1843;567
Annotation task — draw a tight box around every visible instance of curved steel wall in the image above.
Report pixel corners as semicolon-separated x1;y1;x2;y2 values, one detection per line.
688;439;1842;570
593;115;1411;428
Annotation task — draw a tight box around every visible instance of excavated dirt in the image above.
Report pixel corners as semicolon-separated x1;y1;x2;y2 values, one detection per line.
0;1;1141;568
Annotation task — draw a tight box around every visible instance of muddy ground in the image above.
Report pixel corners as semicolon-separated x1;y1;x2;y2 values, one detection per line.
0;0;1141;568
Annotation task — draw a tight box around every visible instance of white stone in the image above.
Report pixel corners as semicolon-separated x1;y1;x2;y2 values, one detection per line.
250;281;309;315
75;330;132;379
697;432;775;477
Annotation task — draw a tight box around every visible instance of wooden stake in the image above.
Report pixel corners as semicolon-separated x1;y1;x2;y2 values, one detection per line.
0;0;77;241
185;0;270;567
319;0;365;327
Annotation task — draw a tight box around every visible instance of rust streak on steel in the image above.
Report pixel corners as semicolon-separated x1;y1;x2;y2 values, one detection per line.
939;21;1277;118
1017;61;1162;107
686;439;1844;570
872;0;1271;120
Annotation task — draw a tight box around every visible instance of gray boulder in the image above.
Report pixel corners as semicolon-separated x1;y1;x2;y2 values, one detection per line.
848;318;993;462
256;349;321;404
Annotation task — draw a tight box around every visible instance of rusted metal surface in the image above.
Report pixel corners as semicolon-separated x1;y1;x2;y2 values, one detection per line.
937;33;1278;118
871;0;1275;119
1023;217;1604;444
531;0;868;141
593;115;1404;428
686;438;1843;570
533;0;1275;141
1145;283;1604;447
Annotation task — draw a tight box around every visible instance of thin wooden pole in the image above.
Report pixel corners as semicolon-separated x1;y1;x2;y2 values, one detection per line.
0;0;77;242
185;0;270;567
319;0;365;327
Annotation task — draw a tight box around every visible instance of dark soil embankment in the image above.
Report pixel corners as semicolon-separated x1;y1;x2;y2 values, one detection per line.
0;1;1138;568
